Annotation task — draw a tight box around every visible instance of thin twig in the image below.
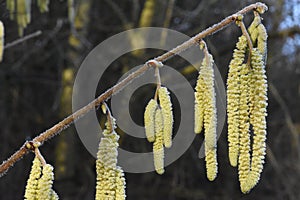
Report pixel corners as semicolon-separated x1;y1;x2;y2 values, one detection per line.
0;2;268;177
154;66;161;101
34;148;47;166
237;19;253;66
4;30;42;49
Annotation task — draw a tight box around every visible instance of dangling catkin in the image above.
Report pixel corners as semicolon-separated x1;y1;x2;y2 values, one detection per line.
241;48;267;193
158;87;173;148
37;164;56;200
202;53;218;181
194;42;218;180
0;21;4;62
153;108;165;174
96;115;126;200
24;156;42;200
144;99;158;142
16;0;31;36
194;57;206;134
227;35;248;167
237;64;251;188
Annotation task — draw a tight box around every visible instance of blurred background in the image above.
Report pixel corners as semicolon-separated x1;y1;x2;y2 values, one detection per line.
0;0;299;199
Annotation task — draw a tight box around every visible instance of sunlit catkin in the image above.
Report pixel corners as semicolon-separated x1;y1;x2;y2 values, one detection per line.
153;108;165;174
237;64;251;187
96;115;126;200
227;35;248;167
158;87;173;148
37;164;56;200
194;55;209;134
241;48;267;193
24;156;42;200
202;53;218;181
257;23;268;62
144;99;158;142
0;21;4;62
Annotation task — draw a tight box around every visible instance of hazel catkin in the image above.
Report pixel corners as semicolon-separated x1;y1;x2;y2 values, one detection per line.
153;108;165;174
158;87;173;148
227;35;248;167
24;156;42;200
144;99;158;142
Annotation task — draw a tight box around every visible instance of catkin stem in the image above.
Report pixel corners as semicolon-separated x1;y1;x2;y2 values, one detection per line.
154;66;161;101
0;2;268;177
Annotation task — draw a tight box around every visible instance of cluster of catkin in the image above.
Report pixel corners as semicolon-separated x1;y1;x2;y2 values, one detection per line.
227;14;268;193
24;155;59;200
194;42;218;181
144;86;173;174
95;111;126;200
6;0;33;36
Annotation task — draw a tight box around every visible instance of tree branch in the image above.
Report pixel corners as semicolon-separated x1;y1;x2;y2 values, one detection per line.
0;2;268;177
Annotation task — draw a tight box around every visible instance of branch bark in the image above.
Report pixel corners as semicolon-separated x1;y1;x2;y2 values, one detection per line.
0;2;268;177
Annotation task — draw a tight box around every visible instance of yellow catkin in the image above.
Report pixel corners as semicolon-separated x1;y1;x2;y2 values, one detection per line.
16;0;27;36
237;64;251;187
257;23;268;61
158;87;173;148
202;53;218;181
37;0;49;13
115;166;126;200
194;57;207;134
248;15;261;44
0;21;4;62
6;0;15;20
241;48;267;193
96;116;126;200
37;164;57;200
153;108;165;174
227;35;248;167
144;99;158;142
24;156;42;200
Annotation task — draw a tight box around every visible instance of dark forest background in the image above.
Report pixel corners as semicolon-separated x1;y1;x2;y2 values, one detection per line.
0;0;299;199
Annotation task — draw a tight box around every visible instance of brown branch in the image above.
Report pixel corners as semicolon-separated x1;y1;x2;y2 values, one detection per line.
0;2;268;177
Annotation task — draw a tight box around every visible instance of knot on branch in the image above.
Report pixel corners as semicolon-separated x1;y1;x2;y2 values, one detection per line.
146;60;163;68
25;141;41;152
